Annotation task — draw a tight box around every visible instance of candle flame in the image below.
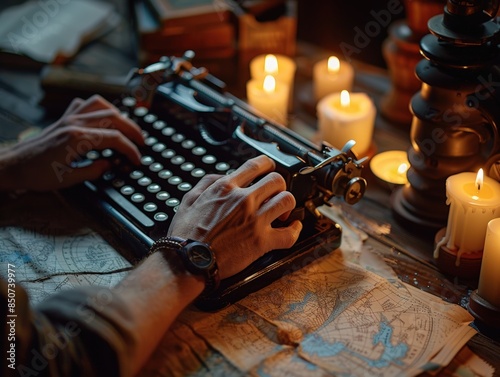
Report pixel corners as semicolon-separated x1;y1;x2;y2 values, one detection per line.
397;163;409;175
264;54;278;75
476;168;483;191
340;90;350;108
263;75;276;93
327;56;340;74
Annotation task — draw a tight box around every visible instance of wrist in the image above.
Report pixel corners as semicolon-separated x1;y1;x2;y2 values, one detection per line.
149;236;220;297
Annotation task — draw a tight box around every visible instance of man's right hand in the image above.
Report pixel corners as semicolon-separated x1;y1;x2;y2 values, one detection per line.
167;155;303;279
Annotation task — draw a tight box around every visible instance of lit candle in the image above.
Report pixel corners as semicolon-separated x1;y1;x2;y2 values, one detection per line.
434;169;500;263
316;90;376;156
246;74;289;125
313;56;354;102
249;54;296;111
477;218;500;307
370;150;409;185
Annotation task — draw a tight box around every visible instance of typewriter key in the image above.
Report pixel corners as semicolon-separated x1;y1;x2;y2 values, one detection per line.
131;193;145;203
138;177;152;186
181;140;196;149
120;186;135;195
149;163;163;172
130;170;144;179
158;170;173;179
161;127;175;136
143;114;157;124
152;120;166;130
152;143;166;153
143;203;157;212
134;107;148;117
154;212;168;222
161;149;176;159
140;156;154;165
202;155;217;164
156;191;170;200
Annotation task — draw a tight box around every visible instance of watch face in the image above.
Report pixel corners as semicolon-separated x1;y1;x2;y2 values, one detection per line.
186;243;214;269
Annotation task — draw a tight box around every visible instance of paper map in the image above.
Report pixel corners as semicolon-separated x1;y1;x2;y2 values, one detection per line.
0;192;487;376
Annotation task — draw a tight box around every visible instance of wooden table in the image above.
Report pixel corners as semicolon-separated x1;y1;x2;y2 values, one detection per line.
285;42;500;375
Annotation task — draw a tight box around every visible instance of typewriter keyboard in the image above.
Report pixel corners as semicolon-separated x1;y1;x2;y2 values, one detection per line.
85;96;242;240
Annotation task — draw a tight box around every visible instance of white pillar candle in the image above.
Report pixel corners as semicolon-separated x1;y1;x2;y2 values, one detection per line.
317;90;376;156
435;170;500;261
249;54;296;111
477;218;500;307
313;56;354;102
246;75;289;125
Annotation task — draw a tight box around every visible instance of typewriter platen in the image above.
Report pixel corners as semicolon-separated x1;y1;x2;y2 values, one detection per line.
65;52;367;311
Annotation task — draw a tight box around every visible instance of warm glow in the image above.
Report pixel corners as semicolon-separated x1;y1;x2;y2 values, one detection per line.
340;90;350;108
264;54;278;75
327;56;340;74
476;168;483;191
397;163;409;175
263;75;276;93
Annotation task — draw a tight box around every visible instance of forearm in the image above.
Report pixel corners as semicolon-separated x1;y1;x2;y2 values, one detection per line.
114;251;204;375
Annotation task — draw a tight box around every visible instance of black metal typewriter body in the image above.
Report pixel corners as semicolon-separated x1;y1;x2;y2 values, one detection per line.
64;52;367;311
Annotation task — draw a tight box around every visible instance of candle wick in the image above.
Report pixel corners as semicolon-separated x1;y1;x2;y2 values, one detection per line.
477;183;481;191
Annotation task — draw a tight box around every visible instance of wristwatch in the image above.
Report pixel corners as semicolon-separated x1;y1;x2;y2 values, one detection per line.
149;236;220;295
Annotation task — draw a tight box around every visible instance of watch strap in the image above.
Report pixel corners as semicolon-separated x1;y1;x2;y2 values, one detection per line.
149;236;220;296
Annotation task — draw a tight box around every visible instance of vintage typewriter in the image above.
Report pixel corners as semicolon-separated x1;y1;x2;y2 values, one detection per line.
64;52;367;311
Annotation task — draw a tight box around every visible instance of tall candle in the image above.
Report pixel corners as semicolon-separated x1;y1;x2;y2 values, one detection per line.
477;218;500;307
317;90;376;156
313;56;354;102
249;54;296;110
434;170;500;262
246;75;289;125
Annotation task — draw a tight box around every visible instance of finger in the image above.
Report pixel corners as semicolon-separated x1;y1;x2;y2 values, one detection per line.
230;155;275;188
64;97;85;116
66;127;142;165
60;160;112;188
246;171;286;205
259;190;296;223
266;220;303;251
67;109;144;146
40;97;85;135
71;94;114;114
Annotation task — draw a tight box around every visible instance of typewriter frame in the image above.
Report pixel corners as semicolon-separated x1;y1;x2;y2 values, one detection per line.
63;53;366;311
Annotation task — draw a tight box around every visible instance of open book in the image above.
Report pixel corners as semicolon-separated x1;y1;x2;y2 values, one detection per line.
0;0;119;67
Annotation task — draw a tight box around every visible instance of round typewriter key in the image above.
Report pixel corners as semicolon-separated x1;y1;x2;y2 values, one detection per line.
86;150;100;160
120;111;129;118
226;169;236;175
102;171;115;181
141;130;149;139
216;162;230;172
161;127;175;136
152;120;166;130
138;177;152;186
141;156;154;165
131;193;145;203
167;176;182;185
161;149;176;159
143;114;157;123
149;162;163;172
166;198;180;207
130;170;144;179
191;168;206;178
144;137;158;146
171;156;185;165
112;179;125;188
134;107;148;117
152;143;166;152
147;184;161;193
192;146;206;156
202;155;217;164
101;149;114;158
173;205;179;213
158;170;173;179
154;212;168;222
156;191;170;200
181;140;196;149
122;97;136;107
171;133;185;143
120;185;135;195
144;202;157;212
180;162;195;171
178;182;192;192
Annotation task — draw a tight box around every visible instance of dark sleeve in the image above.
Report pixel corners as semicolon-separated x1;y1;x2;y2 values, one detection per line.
1;278;139;377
